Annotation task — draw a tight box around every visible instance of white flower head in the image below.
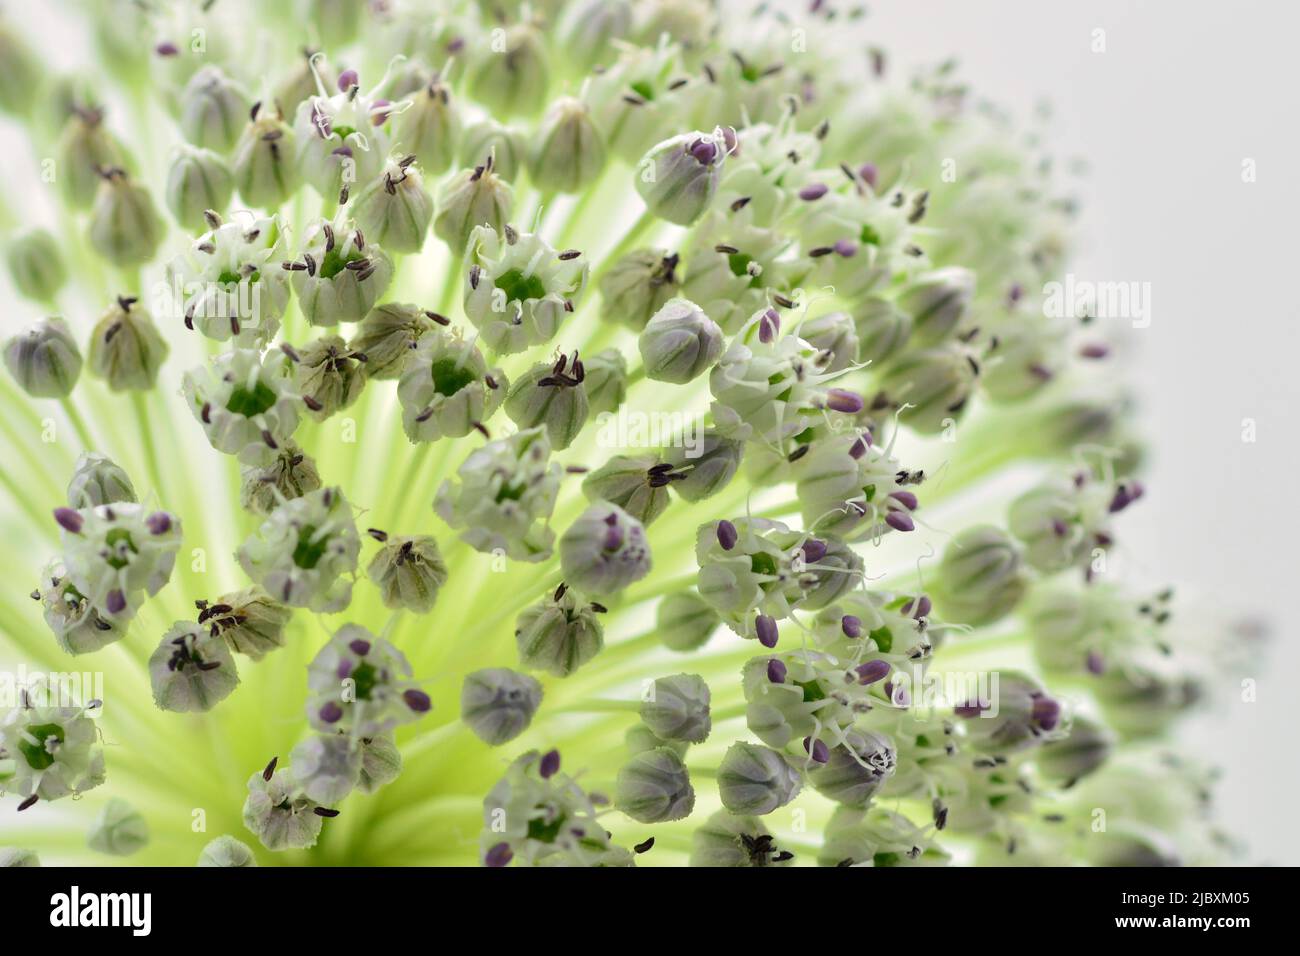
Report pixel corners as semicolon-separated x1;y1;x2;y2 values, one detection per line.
0;695;105;805
305;624;430;736
182;348;302;466
396;327;506;442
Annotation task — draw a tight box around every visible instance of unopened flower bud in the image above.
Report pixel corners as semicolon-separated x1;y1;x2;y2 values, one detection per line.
559;502;652;594
57;106;128;208
461;667;544;745
348;303;437;379
515;584;605;677
6;229;67;303
690;809;794;867
599;249;681;330
239;441;322;514
625;724;688;758
357;733;402;793
197;835;257;867
87;798;148;856
179;66;249;152
67;452;135;509
242;767;325;851
799;310;860;373
231;105;300;209
87;296;169;392
292;334;366;419
636;127;733;226
149;620;240;713
897;267;975;346
528;97;606;194
165;145;233;231
367;533;447;612
807;730;896;808
199;587;293;661
397;329;506;442
289;222;394;326
0;22;39;117
460;119;525;182
289;733;361;805
352;155;434;253
582;454;681;526
237;486;360;613
0;848;40;867
465;23;549;117
931;524;1029;626
505;358;590;450
717;741;801;815
854;296;912;365
615;747;695;823
4;317;82;398
639;297;724;383
640;673;711;743
875;343;980;434
433;160;515;253
397;74;461;175
656;590;720;652
581;347;628;415
1036;714;1114;786
87;168;164;267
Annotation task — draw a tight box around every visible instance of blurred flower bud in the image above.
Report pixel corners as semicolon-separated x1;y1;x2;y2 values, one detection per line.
397;73;461;175
581;347;627;415
897;267;975;346
179;66;250;152
599;248;680;330
165;145;233;231
555;0;632;73
656;590;720;652
87;797;149;856
931;524;1029;626
559;502;652;594
57;106;128;209
465;23;549;117
1036;714;1114;786
433;158;514;253
4;317;82;398
231;104;300;210
6;229;67;303
87;167;164;267
874;343;979;435
461;667;544;745
67;452;135;509
528;97;606;194
798;310;859;374
954;671;1062;754
853;296;912;365
459;119;524;182
197;835;257;867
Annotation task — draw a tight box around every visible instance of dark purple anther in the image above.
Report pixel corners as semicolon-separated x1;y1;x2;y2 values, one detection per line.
855;659;890;685
1108;486;1133;513
849;433;871;458
348;639;371;656
858;163;878;189
53;507;83;534
1080;343;1110;360
155;41;180;57
689;138;718;165
953;701;986;719
755;614;778;648
1086;650;1105;675
804;736;830;763
1031;694;1061;731
885;511;915;532
766;658;787;683
337;69;359;92
1029;364;1054;382
370;99;391;126
834;239;857;257
403;689;432;713
801;538;828;563
319;701;344;724
1008;283;1024;303
539;749;561;779
913;595;932;619
484;842;514;867
105;589;126;614
602;523;624;551
826;388;864;414
799;183;828;201
758;308;780;344
841;614;862;638
889;490;918;511
146;511;172;535
716;519;738;551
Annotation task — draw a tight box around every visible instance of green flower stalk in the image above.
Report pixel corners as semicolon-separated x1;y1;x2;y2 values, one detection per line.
0;1;1240;871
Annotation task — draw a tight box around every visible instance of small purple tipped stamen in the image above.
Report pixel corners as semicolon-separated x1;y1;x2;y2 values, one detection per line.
885;511;915;532
539;749;561;779
766;658;787;683
755;614;778;648
804;736;830;763
403;689;432;713
716;519;738;551
841;615;862;638
54;507;83;534
105;589;126;614
855;659;890;685
826;388;864;414
799;183;828;201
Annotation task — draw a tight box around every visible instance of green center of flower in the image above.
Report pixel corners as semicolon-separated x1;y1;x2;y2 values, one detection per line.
869;626;894;652
750;552;778;577
19;723;63;770
320;247;364;280
429;358;475;396
495;481;526;503
629;80;655;101
351;662;378;700
527;811;566;843
226;380;278;417
494;269;547;303
794;678;825;703
292;525;329;569
104;527;137;569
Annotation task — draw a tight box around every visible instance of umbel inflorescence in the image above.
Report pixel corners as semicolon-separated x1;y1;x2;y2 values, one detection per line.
0;0;1235;867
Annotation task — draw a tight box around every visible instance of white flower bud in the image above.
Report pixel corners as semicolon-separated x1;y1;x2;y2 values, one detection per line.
690;810;795;867
433;159;515;253
718;742;801;815
464;23;549;117
165;145;233;232
555;0;633;74
182;348;301;465
239;442;322;515
289;221;395;327
179;66;249;152
598;249;681;330
4;317;82;398
581;347;628;415
854;296;912;365
56;106;128;208
615;747;695;823
808;730;897;808
396;74;461;175
292;334;367;420
515;584;605;677
197;835;257;867
656;590;720;652
662;430;743;503
6;229;67;303
931;524;1029;626
231;105;300;209
504;357;590;450
367;534;447;612
87;295;169;392
459;119;525;182
636;127;733;226
66;452;135;509
559;502;652;595
875;342;981;434
461;668;544;745
639;297;724;383
640;673;711;743
348;303;439;380
87;797;149;856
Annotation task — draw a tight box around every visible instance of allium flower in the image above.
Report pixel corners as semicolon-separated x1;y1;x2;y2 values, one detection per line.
0;2;1246;872
237;486;360;612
